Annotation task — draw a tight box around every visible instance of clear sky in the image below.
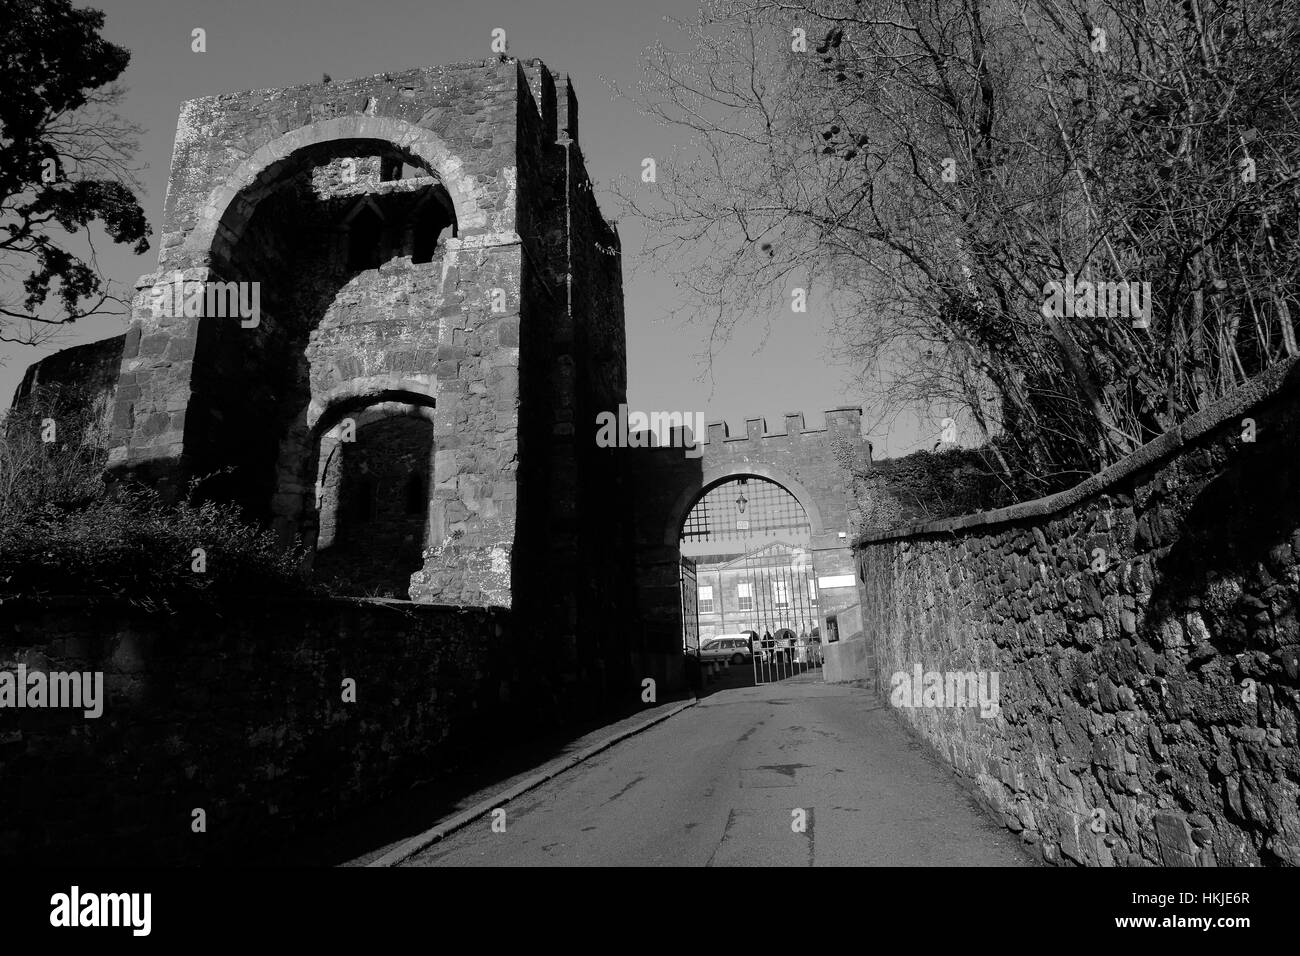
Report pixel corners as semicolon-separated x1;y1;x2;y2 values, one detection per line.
0;0;931;456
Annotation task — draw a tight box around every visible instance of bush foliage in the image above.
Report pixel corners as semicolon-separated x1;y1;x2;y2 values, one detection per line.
1;385;313;606
0;484;316;607
0;486;315;608
854;445;1020;532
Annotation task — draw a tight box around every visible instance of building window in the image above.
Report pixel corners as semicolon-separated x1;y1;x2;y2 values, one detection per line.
698;585;714;614
772;580;789;609
809;578;818;606
737;581;753;612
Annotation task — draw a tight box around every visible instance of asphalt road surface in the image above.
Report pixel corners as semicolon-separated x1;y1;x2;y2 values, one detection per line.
403;674;1033;866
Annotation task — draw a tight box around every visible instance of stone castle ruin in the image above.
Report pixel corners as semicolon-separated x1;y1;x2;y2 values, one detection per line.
16;57;1294;869
13;57;868;705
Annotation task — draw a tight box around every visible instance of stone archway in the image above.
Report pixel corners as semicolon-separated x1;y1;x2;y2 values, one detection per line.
308;392;437;598
676;474;820;661
629;413;868;691
662;463;828;547
183;116;487;269
178;128;459;529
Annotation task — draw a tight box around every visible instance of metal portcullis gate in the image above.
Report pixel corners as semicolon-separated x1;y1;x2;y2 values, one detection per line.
680;554;700;658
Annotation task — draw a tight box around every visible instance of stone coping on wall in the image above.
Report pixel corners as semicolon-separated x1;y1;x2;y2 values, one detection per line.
187;57;529;103
854;356;1300;547
0;593;507;618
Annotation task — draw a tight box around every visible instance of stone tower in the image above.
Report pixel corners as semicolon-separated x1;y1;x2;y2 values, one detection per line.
21;58;636;704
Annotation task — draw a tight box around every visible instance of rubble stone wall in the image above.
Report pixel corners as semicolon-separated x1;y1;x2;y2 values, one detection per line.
0;596;518;865
852;360;1300;866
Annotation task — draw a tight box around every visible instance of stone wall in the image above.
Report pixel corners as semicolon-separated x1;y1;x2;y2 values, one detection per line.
563;82;636;709
849;360;1300;866
506;65;636;713
11;333;128;429
0;596;519;865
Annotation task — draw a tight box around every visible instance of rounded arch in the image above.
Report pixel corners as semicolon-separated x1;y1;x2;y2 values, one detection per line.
308;388;437;501
308;378;437;434
316;398;437;443
663;464;826;546
185;116;486;263
310;391;436;599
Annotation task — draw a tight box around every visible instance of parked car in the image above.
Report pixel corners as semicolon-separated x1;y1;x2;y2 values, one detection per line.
700;637;753;665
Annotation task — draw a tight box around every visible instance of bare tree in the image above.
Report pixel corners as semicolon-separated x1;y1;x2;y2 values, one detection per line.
615;0;1300;493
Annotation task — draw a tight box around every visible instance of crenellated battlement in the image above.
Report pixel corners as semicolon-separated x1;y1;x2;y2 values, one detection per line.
630;404;869;545
630;406;872;466
707;406;867;446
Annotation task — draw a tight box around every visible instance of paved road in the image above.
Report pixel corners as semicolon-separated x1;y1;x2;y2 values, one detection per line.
403;675;1033;866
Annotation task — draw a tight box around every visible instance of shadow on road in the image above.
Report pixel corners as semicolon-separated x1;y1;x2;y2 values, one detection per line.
250;692;693;866
696;658;823;699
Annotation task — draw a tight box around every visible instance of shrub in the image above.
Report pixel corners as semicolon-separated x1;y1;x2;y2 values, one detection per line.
0;484;316;608
853;445;1021;532
0;382;108;516
1;382;315;606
